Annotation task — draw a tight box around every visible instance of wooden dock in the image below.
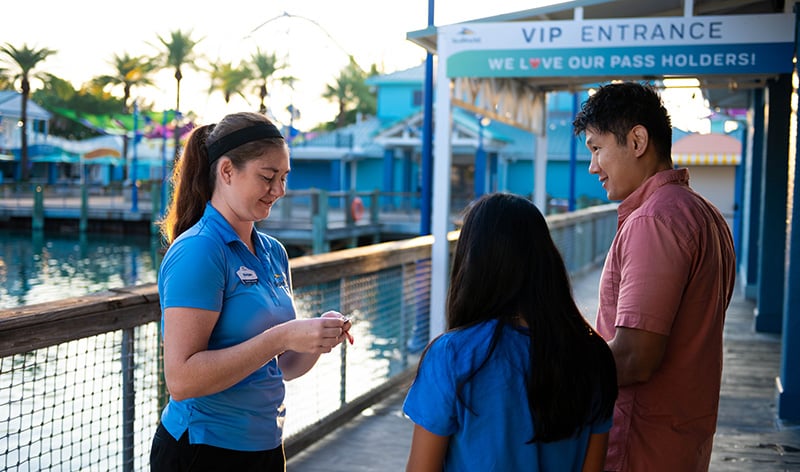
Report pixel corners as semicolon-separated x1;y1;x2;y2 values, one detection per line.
0;185;428;255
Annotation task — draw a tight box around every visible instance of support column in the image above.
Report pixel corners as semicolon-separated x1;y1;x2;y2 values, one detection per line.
382;148;394;210
754;74;791;333
533;93;548;210
430;37;453;342
778;88;800;419
776;5;800;422
732;123;747;257
741;89;765;299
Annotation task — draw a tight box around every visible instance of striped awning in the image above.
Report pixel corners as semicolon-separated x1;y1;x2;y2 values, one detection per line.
672;153;740;166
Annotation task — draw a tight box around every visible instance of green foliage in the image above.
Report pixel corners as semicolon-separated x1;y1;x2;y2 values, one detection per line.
208;61;253;104
32;74;126;140
91;53;157;113
322;57;378;129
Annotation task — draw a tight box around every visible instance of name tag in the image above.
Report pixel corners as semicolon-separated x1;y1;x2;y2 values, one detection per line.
236;266;259;284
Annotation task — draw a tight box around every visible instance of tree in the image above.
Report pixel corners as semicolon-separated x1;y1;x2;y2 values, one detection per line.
91;53;157;179
322;56;377;129
249;48;292;115
0;66;12;89
92;53;156;113
33;73;123;140
0;43;57;181
152;30;202;157
208;61;252;105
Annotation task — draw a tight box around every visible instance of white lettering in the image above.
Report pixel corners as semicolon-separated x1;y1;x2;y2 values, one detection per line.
541;57;564;69
568;55;605;69
488;57;516;70
660;51;755;68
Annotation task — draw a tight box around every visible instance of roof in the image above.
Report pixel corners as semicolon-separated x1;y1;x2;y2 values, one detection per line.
672;132;741;165
366;64;425;86
0;91;52;121
290;115;385;160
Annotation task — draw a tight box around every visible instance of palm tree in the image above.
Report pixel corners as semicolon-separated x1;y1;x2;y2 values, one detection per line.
249;48;291;115
0;67;12;89
92;53;156;113
92;53;157;180
322;56;375;128
0;43;56;181
152;30;202;157
208;61;252;105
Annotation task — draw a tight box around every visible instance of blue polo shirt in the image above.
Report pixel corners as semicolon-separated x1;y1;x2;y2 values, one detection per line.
403;320;612;471
158;203;296;451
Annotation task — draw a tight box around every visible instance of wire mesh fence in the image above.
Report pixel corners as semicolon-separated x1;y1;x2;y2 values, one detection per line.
0;204;618;471
0;325;161;471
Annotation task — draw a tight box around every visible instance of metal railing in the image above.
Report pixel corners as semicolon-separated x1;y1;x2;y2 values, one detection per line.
0;204;618;471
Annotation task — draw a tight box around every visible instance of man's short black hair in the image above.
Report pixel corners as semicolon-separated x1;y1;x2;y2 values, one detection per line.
572;82;673;164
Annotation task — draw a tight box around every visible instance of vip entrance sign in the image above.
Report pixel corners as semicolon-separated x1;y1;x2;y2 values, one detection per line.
442;13;795;78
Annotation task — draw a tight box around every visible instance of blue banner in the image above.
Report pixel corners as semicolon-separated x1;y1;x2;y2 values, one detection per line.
447;43;794;78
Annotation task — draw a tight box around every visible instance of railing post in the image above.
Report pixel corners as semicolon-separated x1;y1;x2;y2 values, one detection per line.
281;191;291;220
371;190;380;244
121;328;135;472
80;181;89;233
151;181;160;236
345;190;355;227
32;184;44;231
340;338;348;407
311;189;329;254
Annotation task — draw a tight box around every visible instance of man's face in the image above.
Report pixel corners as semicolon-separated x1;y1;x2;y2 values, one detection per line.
584;127;641;201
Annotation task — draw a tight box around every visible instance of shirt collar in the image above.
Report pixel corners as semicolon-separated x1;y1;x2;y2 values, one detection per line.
203;202;244;245
202;202;270;253
618;168;689;222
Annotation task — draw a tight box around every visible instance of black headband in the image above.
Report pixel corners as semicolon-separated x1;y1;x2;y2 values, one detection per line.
206;123;284;163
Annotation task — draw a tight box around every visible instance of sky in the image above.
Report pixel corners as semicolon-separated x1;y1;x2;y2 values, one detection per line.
3;0;711;132
2;0;572;130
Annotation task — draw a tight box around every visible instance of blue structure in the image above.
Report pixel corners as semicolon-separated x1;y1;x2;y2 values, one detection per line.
290;64;614;214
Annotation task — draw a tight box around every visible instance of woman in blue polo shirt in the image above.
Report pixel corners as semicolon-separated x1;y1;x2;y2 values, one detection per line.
149;112;352;471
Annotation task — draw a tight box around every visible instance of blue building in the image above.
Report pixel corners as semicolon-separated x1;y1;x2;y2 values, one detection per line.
289;64;741;215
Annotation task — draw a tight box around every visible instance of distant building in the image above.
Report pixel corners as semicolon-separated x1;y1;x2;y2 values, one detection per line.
2;69;741;219
0;91;52;182
289;64;743;217
0;92;175;185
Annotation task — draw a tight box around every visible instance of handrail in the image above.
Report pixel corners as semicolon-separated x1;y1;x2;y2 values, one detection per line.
0;203;618;471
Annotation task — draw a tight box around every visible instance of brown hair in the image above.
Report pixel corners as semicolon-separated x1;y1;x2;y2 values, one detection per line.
157;112;286;244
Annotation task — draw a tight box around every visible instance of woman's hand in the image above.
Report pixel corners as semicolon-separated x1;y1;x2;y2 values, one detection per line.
283;311;353;354
279;311;354;380
321;310;354;345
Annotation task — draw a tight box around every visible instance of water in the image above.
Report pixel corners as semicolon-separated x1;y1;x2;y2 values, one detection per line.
0;228;417;469
0;230;162;310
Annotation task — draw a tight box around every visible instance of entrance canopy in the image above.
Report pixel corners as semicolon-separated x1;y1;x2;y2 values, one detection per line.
408;0;795;117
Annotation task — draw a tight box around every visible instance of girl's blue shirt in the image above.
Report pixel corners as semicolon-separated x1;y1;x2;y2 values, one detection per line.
158;203;296;451
403;319;612;471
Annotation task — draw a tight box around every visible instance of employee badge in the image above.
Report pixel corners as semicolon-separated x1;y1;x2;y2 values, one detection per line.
236;266;259;284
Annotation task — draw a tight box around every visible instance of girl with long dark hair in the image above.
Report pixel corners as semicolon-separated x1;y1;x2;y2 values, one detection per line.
403;193;617;471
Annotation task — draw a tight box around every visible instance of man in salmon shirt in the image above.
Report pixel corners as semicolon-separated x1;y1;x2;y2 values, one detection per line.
572;82;736;471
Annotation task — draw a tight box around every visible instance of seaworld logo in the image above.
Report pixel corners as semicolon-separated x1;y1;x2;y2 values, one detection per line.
452;27;481;44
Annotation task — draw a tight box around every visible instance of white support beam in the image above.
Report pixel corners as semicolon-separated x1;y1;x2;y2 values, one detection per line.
430;39;454;342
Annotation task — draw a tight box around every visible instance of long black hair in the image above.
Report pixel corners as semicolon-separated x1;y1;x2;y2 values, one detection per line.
445;193;617;442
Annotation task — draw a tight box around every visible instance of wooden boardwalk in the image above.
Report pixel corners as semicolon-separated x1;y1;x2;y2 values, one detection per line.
0;192;426;253
288;266;800;471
